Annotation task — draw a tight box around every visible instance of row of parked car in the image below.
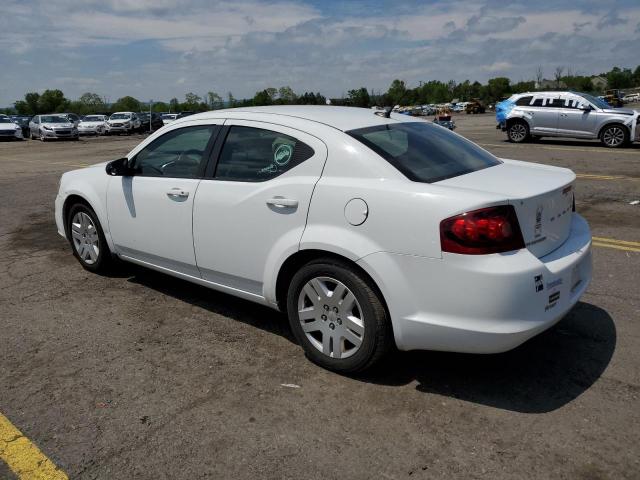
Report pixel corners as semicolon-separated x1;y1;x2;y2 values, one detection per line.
0;111;196;141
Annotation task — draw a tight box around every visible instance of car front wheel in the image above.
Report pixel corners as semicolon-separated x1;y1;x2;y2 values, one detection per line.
600;124;628;148
67;203;113;273
286;259;391;373
507;121;529;143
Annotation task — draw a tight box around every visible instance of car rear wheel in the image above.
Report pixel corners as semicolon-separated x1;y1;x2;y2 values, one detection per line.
600;124;628;148
507;121;529;143
67;203;113;273
286;258;391;373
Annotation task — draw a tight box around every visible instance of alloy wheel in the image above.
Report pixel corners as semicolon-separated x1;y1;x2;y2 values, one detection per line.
602;127;624;147
509;123;527;142
71;211;100;265
297;276;365;359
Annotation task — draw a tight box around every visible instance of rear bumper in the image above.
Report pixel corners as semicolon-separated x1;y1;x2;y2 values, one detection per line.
358;213;592;353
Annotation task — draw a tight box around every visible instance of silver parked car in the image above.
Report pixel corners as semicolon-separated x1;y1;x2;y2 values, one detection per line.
496;91;640;148
29;114;79;141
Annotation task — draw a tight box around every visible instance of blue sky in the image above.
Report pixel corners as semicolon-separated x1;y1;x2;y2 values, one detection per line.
1;0;639;105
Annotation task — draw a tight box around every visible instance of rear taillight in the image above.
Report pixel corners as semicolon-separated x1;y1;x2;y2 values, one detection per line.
440;205;525;255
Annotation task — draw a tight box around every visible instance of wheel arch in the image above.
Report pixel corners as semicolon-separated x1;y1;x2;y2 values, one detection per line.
274;249;392;333
597;121;630;139
505;116;530;129
61;192;114;253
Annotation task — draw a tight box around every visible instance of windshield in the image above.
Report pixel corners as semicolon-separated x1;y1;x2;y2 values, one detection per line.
110;113;130;120
347;122;501;183
0;118;14;124
83;115;104;121
577;93;610;109
41;115;68;123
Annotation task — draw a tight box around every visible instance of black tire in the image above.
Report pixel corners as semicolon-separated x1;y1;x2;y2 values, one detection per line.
39;129;47;142
507;120;529;143
286;258;391;373
600;124;629;148
66;203;113;273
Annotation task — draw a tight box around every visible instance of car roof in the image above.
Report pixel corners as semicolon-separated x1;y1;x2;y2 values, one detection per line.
186;105;417;132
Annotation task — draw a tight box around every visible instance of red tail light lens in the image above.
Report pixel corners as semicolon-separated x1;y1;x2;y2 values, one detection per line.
440;205;525;254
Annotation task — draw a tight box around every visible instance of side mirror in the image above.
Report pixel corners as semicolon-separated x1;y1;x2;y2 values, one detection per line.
578;104;592;111
106;157;131;176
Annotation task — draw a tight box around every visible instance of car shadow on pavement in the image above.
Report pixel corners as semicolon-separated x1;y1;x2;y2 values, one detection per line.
359;302;616;413
112;265;615;414
124;265;296;342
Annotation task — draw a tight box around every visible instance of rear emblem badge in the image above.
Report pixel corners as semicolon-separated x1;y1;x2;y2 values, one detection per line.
534;274;544;292
534;205;543;238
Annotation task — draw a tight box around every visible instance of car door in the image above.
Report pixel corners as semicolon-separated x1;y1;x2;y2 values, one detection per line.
525;96;560;135
556;96;599;138
192;121;327;297
106;122;220;276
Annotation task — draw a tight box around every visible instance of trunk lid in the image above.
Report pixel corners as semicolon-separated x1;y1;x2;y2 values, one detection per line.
436;159;575;258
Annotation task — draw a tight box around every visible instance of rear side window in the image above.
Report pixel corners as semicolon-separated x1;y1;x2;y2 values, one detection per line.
515;96;533;106
548;98;566;108
531;98;544;106
214;126;314;182
347;122;501;183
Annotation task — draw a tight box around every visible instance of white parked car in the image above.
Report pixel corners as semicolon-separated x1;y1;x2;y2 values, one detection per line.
0;116;24;140
161;113;178;125
106;112;141;135
78;115;108;135
54;106;592;373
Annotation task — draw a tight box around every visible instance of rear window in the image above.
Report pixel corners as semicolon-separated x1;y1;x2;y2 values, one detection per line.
347;122;501;183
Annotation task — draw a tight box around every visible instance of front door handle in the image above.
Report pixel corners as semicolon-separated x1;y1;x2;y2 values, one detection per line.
167;188;189;199
266;197;298;208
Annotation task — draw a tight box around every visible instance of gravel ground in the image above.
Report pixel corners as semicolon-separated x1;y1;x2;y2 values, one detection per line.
0;113;638;479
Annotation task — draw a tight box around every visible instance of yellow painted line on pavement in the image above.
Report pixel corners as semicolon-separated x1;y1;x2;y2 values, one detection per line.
576;173;630;180
0;412;68;479
592;242;640;253
592;236;640;248
478;142;640;155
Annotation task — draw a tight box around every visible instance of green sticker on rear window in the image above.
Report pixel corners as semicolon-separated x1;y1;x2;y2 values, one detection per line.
274;144;293;166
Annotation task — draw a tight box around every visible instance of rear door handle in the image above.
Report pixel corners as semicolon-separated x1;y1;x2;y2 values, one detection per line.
167;188;189;199
266;197;298;208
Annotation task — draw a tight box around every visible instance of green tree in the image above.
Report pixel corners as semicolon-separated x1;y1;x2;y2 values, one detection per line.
386;79;408;105
112;96;141;112
183;92;201;110
347;87;371;107
486;77;511;101
152;101;169;112
38;89;69;113
253;89;273;106
207;91;223;109
169;97;179;112
278;86;297;104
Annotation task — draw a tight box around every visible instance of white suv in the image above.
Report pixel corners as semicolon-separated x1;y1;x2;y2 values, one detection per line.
106;112;141;135
55;106;592;372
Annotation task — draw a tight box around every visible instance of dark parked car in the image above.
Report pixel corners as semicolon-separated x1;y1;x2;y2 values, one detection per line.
11;116;32;137
137;112;165;132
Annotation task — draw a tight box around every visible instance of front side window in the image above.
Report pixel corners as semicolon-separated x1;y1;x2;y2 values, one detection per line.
214;126;314;182
515;96;533;106
348;122;501;183
131;125;217;178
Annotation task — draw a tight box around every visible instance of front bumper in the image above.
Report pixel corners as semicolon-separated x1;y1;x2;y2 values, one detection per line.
78;126;103;135
42;129;78;138
358;213;592;353
106;124;132;133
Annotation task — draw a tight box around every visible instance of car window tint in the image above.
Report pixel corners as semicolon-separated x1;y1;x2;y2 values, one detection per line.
531;98;544;107
515;96;533;106
132;125;216;178
548;98;567;108
214;126;315;182
348;122;500;183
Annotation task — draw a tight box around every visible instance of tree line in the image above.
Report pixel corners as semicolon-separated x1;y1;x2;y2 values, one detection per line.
4;64;639;116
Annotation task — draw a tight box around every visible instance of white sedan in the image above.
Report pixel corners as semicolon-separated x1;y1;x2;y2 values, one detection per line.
0;116;24;140
78;115;108;135
54;106;592;373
